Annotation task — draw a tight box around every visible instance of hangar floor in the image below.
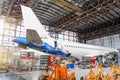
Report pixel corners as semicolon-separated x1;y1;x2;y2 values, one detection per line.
0;67;112;80
0;73;25;80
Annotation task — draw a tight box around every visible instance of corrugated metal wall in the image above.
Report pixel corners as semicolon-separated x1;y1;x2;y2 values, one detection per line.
86;34;120;49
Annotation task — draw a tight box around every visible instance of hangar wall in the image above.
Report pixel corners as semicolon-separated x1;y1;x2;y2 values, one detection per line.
0;16;22;51
50;30;78;42
86;34;120;49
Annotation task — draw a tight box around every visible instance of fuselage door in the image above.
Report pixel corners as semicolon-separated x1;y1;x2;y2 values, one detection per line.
57;41;63;50
54;40;57;49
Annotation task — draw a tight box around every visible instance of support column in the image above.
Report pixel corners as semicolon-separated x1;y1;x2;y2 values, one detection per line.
0;0;3;14
78;33;86;43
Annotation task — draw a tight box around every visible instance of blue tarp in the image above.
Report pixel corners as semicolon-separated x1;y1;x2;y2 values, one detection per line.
67;63;74;68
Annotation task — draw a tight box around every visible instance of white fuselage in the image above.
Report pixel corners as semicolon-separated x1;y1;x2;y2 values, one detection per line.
42;39;118;57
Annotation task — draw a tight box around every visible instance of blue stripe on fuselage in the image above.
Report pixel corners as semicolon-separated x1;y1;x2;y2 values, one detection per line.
13;37;67;57
28;42;67;56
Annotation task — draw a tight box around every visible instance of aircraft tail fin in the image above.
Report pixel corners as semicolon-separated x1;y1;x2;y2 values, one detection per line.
21;5;51;45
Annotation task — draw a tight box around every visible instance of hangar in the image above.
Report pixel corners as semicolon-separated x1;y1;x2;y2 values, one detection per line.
0;0;120;80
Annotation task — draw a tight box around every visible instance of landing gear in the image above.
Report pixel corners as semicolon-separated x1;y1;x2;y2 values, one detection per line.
71;77;76;80
66;53;71;57
80;77;84;80
99;77;102;80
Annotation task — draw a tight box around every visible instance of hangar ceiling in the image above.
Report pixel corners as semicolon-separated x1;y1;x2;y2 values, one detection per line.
1;0;120;40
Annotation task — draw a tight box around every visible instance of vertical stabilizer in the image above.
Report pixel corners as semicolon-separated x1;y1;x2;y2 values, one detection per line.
21;5;51;44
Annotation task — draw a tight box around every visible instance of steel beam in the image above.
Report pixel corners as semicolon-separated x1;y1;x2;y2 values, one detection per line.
54;0;82;12
78;17;120;40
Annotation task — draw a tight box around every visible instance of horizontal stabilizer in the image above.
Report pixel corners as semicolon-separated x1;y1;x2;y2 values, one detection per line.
27;29;43;45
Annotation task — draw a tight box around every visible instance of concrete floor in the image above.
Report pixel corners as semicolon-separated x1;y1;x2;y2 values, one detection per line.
0;73;25;80
0;67;112;80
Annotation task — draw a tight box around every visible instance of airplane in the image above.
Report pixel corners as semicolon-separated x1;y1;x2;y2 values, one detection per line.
13;5;118;59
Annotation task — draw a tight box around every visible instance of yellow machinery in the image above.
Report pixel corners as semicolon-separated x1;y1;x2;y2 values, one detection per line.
103;64;120;80
96;65;105;79
110;65;120;75
84;65;104;80
38;64;75;80
85;69;96;80
84;65;120;80
109;65;120;80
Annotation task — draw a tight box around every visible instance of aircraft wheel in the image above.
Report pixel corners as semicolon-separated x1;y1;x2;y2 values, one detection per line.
80;77;84;80
99;77;102;80
114;74;119;80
